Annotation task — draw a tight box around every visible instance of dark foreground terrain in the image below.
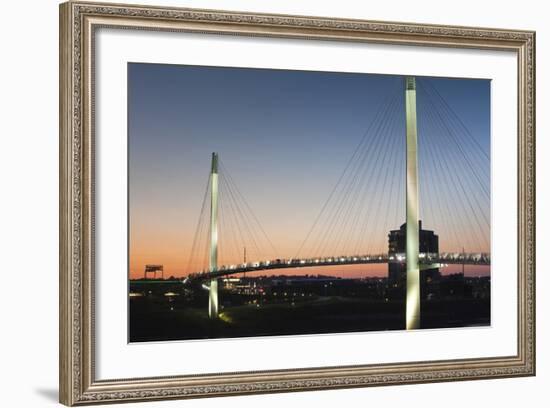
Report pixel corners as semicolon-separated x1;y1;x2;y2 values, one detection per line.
129;277;490;342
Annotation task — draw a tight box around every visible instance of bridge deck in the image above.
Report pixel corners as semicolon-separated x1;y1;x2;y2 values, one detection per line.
187;254;490;282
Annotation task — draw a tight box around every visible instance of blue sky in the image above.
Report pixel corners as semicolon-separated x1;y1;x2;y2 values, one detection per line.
128;63;490;277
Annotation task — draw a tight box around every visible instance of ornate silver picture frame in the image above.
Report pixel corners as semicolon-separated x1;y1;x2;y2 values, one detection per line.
59;1;535;405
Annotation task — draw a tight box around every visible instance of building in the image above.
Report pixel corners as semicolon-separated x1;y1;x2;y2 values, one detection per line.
387;221;441;298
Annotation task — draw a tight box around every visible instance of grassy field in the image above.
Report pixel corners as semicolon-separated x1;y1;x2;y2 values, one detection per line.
129;295;490;342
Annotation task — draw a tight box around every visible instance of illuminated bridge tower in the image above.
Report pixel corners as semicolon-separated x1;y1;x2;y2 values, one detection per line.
405;76;420;330
208;152;219;319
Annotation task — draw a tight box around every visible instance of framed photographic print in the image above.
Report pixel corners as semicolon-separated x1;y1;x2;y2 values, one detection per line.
59;1;536;405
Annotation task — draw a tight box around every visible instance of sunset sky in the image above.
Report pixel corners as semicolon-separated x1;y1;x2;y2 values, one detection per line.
128;63;490;279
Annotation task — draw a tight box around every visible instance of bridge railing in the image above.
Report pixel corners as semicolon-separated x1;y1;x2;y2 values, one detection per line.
187;252;490;281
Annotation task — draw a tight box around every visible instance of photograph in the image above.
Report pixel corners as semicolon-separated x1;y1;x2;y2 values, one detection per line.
128;63;491;342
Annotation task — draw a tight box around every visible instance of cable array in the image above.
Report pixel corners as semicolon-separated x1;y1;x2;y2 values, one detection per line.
186;76;491;274
296;77;490;257
185;161;278;274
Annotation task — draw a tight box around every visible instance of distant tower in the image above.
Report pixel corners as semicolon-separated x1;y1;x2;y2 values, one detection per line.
208;153;219;318
388;221;440;286
144;264;164;280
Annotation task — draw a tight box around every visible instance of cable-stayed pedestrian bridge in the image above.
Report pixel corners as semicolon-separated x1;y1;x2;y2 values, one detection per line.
173;76;490;330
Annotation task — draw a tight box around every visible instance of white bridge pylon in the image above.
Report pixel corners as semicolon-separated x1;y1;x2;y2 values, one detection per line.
405;76;421;330
207;152;219;319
